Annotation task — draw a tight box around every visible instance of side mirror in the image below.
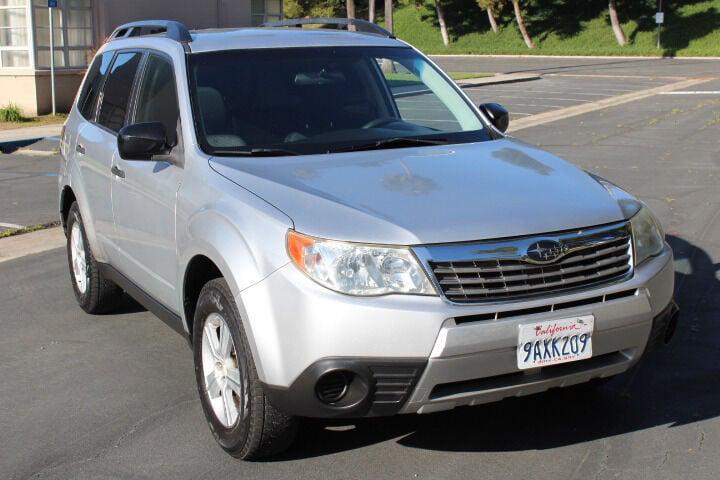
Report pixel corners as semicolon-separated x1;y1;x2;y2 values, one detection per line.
478;103;510;133
118;122;168;160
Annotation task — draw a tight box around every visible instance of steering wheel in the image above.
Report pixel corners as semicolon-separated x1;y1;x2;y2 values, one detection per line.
362;117;399;129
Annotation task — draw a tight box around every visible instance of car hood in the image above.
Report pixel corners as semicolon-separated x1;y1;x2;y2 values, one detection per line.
209;139;630;245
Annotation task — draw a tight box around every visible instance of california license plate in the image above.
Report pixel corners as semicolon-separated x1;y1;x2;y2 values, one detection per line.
517;315;594;369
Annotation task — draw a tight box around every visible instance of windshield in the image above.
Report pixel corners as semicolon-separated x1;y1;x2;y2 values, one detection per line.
189;46;492;156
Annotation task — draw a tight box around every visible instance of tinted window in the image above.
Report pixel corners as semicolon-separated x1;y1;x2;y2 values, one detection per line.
134;55;180;146
97;52;142;133
77;52;113;120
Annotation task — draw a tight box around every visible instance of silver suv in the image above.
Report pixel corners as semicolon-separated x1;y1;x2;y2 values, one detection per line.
59;19;678;459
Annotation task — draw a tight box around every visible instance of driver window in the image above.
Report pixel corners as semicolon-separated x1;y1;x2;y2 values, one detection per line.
134;54;180;146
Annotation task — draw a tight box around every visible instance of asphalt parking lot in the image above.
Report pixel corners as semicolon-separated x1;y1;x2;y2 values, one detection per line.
1;58;719;479
0;138;60;233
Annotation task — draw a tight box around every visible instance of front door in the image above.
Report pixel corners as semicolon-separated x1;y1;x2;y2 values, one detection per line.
110;53;183;312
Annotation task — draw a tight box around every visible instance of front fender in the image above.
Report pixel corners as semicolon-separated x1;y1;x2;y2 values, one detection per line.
177;188;293;378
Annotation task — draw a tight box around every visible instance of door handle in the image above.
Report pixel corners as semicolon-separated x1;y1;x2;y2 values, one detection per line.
111;165;125;178
76;143;85;155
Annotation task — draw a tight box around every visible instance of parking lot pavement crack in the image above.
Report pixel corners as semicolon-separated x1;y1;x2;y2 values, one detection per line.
697;428;706;452
112;397;197;449
24;397;197;480
591;439;611;480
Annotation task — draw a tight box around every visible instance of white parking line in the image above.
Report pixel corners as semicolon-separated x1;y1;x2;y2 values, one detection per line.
509;77;715;132
486;94;594;103
658;91;720;95
504;103;566;108
473;89;616;97
0;222;25;229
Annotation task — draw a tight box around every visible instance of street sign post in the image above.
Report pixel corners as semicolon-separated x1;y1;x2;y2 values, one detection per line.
48;0;57;115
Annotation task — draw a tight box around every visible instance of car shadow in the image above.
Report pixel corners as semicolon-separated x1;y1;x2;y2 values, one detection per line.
273;234;719;460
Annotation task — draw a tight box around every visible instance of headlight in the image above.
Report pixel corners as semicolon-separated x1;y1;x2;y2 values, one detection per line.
287;231;436;296
630;205;664;266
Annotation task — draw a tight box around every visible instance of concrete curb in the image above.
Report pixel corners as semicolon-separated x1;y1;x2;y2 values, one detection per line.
0;227;65;264
456;72;541;88
0;125;63;149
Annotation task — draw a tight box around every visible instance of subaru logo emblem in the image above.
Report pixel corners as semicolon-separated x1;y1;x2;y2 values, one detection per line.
526;240;565;262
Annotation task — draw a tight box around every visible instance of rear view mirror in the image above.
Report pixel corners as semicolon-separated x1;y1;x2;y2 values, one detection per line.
478;103;510;133
118;122;169;160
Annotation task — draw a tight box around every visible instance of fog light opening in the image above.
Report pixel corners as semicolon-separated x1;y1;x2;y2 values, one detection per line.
316;370;353;405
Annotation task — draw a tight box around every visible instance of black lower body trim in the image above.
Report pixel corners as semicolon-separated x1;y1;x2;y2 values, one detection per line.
98;263;187;338
645;299;679;353
263;357;427;419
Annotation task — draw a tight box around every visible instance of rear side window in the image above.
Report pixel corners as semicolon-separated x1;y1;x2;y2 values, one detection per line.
133;54;180;146
77;52;113;120
97;52;142;133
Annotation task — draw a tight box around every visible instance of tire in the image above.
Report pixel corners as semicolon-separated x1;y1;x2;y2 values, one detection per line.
65;202;122;314
192;278;297;460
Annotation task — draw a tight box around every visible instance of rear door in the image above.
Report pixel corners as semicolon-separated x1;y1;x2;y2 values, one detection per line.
83;50;143;264
109;52;183;312
73;51;117;253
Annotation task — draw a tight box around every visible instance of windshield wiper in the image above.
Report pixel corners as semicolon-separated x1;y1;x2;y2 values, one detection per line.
213;147;300;157
332;137;448;153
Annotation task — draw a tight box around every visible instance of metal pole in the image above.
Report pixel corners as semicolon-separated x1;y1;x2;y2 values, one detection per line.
657;0;662;50
49;5;56;116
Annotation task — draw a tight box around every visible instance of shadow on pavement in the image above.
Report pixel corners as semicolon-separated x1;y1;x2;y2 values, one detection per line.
275;234;719;459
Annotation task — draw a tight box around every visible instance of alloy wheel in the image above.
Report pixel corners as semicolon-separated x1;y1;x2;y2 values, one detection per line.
70;221;88;294
201;313;247;428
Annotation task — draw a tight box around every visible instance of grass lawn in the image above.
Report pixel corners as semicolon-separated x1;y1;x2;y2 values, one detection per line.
385;71;493;85
391;0;720;56
447;71;494;79
0;113;66;131
0;221;61;239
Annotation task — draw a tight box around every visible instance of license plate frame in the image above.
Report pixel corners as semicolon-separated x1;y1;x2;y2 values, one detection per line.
517;315;594;369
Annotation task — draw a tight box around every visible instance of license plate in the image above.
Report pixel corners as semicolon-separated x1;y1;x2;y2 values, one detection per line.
517;315;594;369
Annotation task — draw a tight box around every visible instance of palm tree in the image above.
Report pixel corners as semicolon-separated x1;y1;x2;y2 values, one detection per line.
477;0;500;33
385;0;394;34
347;0;357;31
608;0;627;46
511;0;535;49
436;0;450;46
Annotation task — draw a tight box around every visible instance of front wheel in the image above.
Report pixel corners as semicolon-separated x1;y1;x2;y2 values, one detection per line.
65;202;121;314
192;278;297;459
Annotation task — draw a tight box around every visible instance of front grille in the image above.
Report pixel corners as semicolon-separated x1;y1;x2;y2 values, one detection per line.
425;223;632;303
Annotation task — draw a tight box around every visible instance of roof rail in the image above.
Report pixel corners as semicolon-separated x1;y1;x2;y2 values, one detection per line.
262;18;395;39
109;20;192;43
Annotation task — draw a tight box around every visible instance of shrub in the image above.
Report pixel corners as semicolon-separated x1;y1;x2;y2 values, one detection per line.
0;104;25;122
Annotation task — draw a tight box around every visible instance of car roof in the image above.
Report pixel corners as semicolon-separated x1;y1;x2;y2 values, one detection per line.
186;27;406;53
105;27;407;54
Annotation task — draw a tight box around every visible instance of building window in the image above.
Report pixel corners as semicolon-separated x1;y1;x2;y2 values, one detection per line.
33;0;93;69
251;0;282;27
0;0;30;68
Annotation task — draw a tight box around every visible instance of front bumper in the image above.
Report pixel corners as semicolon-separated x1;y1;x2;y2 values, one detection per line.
239;244;675;418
